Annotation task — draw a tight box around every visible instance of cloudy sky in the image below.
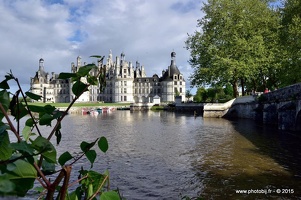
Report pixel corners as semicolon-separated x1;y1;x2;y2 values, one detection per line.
0;0;205;93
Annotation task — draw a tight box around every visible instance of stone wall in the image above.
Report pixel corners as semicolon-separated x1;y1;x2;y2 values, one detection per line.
261;83;301;102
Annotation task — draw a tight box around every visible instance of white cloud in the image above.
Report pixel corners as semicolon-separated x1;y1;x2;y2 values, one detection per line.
0;0;205;92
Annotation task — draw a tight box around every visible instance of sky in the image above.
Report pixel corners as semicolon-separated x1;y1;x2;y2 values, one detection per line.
0;0;205;94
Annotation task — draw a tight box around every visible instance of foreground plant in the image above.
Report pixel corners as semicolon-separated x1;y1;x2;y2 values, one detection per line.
0;56;120;199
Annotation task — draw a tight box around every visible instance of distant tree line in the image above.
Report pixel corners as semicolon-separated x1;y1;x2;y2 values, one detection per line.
192;84;233;103
186;0;301;98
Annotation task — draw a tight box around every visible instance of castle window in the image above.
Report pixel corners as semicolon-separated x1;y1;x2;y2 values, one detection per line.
124;96;127;101
180;76;182;80
174;81;177;85
180;88;182;93
174;75;177;80
180;81;182;85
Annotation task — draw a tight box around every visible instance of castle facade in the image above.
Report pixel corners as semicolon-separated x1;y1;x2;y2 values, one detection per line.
30;51;186;103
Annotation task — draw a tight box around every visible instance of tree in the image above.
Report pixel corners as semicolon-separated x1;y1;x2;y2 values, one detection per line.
0;57;120;199
194;87;207;102
279;0;301;86
186;0;280;97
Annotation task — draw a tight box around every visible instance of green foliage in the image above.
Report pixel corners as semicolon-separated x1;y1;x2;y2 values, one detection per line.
186;0;282;96
98;136;109;153
194;86;233;103
279;0;301;86
0;58;120;199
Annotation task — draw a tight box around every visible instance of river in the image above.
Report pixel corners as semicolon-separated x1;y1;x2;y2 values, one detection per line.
51;110;301;200
7;110;301;200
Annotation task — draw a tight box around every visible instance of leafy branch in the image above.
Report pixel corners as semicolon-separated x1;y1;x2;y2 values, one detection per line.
0;57;120;199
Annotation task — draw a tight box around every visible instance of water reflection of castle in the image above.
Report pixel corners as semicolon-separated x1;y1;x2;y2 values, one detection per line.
30;51;186;103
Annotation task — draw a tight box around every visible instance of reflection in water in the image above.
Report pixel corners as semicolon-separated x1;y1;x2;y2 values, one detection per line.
52;111;301;199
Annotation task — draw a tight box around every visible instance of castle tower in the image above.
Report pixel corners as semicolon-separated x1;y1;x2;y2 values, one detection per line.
39;58;44;71
169;51;176;77
171;51;176;66
77;56;81;67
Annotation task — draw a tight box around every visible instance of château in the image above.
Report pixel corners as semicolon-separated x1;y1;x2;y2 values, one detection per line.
30;51;186;103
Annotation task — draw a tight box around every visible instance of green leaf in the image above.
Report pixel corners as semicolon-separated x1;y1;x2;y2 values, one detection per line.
0;177;15;193
25;92;42;101
67;189;80;200
87;75;98;85
25;118;34;127
72;81;89;97
5;72;15;81
44;105;56;114
0;123;8;134
77;64;96;77
8;178;35;197
87;183;93;198
100;191;120;200
98;137;108;153
80;139;98;152
0;80;9;89
6;163;16;171
85;150;96;168
4;159;36;196
32;136;57;164
55;129;62;145
21;126;32;141
10;141;34;155
53;110;64;119
0;90;10;111
6;159;37;179
39;113;54;126
28;105;45;113
90;55;104;60
58;72;77;79
13;103;28;120
0;130;13;161
58;151;73;166
41;160;56;175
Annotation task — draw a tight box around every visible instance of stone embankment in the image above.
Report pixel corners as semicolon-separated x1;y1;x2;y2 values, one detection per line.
208;83;301;131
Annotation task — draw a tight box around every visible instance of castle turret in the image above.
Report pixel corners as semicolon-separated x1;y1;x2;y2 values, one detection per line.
115;56;120;77
77;56;81;67
39;58;44;71
171;51;176;66
141;65;146;77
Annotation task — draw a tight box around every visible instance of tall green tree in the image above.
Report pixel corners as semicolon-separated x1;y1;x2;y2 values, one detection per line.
279;0;301;86
186;0;280;97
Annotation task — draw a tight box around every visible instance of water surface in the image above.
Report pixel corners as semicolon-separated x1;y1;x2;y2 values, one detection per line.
54;111;301;199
